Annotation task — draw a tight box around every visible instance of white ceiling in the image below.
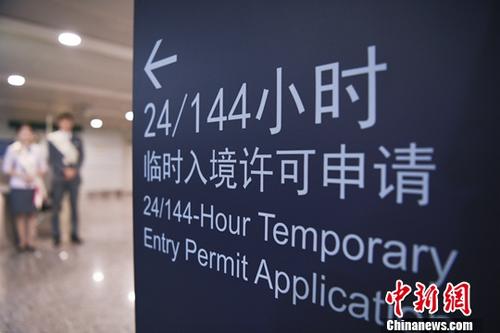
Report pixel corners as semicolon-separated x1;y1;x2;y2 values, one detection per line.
0;0;133;130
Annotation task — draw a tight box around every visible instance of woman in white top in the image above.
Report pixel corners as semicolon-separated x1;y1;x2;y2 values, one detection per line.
2;124;47;252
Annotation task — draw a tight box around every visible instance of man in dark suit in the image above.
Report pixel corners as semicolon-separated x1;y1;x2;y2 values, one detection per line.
47;113;84;246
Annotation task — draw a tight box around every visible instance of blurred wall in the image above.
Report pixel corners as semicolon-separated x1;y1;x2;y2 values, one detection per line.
80;129;132;194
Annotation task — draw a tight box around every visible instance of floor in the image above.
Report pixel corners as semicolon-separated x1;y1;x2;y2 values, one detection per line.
0;196;135;333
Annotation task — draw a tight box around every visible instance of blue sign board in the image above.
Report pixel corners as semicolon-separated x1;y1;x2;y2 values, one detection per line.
133;1;498;331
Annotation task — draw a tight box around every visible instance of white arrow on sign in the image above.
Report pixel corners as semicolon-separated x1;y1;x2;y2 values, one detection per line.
144;39;178;89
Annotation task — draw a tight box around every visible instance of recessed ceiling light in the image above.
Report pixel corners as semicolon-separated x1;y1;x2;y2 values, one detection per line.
58;32;82;46
128;291;135;303
90;118;103;129
125;111;134;121
7;74;26;86
92;271;104;283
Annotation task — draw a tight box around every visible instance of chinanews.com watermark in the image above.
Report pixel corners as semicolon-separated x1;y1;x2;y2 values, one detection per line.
382;280;477;332
384;319;476;332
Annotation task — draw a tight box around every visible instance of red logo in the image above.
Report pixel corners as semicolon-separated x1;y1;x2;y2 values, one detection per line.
443;282;471;316
413;282;439;314
385;280;471;317
385;279;412;318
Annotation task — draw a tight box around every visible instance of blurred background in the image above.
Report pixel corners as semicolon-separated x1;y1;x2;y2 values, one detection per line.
0;1;135;332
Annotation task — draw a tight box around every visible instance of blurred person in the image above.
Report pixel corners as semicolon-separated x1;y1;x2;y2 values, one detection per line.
2;124;47;252
47;113;84;247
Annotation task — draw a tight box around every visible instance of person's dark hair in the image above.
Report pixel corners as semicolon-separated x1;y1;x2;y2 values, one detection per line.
56;112;75;122
16;123;33;133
